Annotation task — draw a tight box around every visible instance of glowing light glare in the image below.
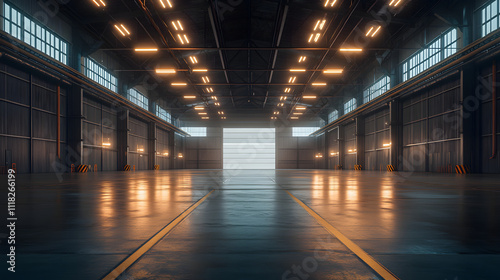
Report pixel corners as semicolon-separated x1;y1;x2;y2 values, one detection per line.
178;153;183;158
214;102;220;106
194;107;204;110
312;83;327;86
314;19;326;31
291;117;299;120
163;152;169;156
293;112;303;115
155;68;176;74
290;69;306;72
172;82;187;86
102;142;111;147
271;116;277;120
389;0;402;6
339;48;363;52
201;117;210;120
323;69;343;74
159;0;172;8
314;33;321;42
177;34;185;44
211;96;218;100
193;69;207;72
314;20;321;31
135;48;158;52
366;26;382;37
324;0;337;7
296;107;307;110
198;112;207;115
308;34;314;43
303;95;317;99
371;26;382;37
284;88;291;93
92;0;105;7
221;116;227;120
114;25;126;36
289;76;297;83
298;56;307;63
315;153;323;158
183;35;190;44
383;143;392;147
120;24;130;35
189;56;198;64
366;27;374;37
184;95;196;99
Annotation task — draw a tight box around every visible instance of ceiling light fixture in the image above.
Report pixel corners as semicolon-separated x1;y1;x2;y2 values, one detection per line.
198;112;207;115
155;68;176;74
308;34;314;43
215;102;220;106
296;107;307;110
314;33;321;42
371;26;382;37
290;69;306;72
135;48;158;52
289;77;297;83
293;112;303;115
323;69;343;74
189;56;198;64
114;24;129;36
291;117;299;120
159;0;172;8
183;34;190;44
172;82;187;86
177;34;185;44
298;56;307;63
311;83;327;86
92;0;106;7
194;107;204;110
193;69;207;72
324;0;337;7
389;0;402;7
284;88;291;93
303;95;317;99
211;96;218;100
202;117;209;120
184;95;196;99
339;48;363;52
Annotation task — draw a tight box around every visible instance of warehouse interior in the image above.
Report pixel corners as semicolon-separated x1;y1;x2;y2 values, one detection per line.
0;0;499;279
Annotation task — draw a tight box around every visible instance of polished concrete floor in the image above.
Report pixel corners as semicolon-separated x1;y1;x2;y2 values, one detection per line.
1;170;499;279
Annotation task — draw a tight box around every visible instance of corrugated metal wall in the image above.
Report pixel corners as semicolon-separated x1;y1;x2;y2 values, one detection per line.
402;77;461;172
156;128;170;170
0;62;67;173
276;127;317;169
174;132;185;169
364;109;390;171
326;127;340;168
82;94;118;171
344;122;357;170
479;63;500;173
185;127;222;169
129;115;149;170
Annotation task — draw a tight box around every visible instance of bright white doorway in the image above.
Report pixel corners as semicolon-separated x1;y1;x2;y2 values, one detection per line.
223;128;276;169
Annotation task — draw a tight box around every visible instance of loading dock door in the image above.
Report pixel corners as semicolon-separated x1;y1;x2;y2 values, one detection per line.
223;128;276;169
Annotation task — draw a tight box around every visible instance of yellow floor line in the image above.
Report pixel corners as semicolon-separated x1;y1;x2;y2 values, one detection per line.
286;190;400;280
102;190;215;280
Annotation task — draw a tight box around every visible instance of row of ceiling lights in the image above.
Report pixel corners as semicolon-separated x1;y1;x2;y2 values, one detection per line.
273;0;404;121
93;0;224;121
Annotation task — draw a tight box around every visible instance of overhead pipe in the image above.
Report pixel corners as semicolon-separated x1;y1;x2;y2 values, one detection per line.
491;61;497;159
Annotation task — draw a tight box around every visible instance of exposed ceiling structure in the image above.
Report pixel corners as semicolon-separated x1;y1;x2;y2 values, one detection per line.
59;0;449;122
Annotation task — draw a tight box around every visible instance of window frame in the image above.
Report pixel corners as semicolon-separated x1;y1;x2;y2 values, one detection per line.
402;29;458;82
363;76;391;104
83;57;119;93
2;2;68;65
